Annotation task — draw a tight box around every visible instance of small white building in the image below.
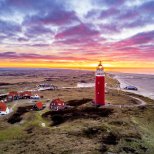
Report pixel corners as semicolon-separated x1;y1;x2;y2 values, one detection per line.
31;94;40;99
37;84;57;91
77;82;95;88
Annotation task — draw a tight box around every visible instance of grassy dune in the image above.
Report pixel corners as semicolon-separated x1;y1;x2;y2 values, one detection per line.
0;73;154;154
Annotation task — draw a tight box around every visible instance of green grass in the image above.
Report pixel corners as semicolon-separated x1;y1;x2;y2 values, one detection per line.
0;73;154;153
19;111;50;129
131;108;154;154
0;126;23;141
0;110;50;142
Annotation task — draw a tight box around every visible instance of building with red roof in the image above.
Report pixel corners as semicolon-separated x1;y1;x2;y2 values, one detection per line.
0;101;9;115
50;98;65;111
33;102;44;110
7;91;19;102
20;91;32;99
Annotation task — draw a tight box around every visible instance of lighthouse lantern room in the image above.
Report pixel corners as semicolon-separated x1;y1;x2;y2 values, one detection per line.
95;61;105;106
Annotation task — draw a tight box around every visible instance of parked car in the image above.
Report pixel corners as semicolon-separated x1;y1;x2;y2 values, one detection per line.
124;86;138;91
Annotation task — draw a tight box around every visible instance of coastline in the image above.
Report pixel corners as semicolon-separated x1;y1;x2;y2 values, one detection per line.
112;72;154;100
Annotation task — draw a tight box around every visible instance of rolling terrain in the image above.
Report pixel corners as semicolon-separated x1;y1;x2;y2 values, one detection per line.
0;69;154;154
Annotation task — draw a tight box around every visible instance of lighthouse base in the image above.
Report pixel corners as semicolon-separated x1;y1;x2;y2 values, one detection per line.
92;100;111;108
92;100;106;106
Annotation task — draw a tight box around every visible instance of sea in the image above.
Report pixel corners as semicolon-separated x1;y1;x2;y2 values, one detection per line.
113;72;154;100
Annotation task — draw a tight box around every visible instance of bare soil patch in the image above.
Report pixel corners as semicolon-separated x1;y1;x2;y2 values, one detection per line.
42;104;114;126
102;132;120;145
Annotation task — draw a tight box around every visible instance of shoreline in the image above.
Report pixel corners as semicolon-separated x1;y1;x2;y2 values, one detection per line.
112;73;154;100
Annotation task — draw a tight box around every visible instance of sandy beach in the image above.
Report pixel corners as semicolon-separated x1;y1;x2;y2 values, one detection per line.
113;73;154;100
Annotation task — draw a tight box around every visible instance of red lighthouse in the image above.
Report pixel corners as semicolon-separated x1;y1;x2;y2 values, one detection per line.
95;61;105;105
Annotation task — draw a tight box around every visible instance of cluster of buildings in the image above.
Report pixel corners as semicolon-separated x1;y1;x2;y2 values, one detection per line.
0;91;41;115
33;99;65;111
7;91;33;101
0;61;106;116
0;88;66;115
0;97;65;115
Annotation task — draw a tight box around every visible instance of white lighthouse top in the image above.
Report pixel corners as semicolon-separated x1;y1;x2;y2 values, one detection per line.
95;61;105;76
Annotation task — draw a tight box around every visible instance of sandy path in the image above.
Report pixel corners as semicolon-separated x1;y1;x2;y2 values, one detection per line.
105;95;146;108
106;86;147;108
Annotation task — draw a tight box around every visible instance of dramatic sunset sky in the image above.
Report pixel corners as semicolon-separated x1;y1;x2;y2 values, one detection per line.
0;0;154;72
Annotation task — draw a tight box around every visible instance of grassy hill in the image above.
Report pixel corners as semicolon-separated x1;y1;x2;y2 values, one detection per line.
0;73;154;154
